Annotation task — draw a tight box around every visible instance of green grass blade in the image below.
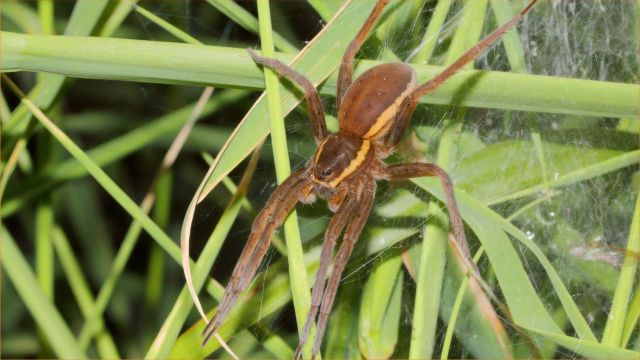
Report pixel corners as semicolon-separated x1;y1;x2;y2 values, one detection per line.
523;327;639;359
2;90;245;218
37;0;54;35
98;0;137;37
4;78;219;295
145;171;247;358
2;0;41;34
602;192;640;345
412;1;488;356
205;0;297;53
4;31;638;119
408;210;447;359
51;227;120;358
409;0;453;64
440;270;469;360
358;253;403;358
410;177;612;353
75;87;217;351
4;0;109;135
324;283;360;359
129;2;201;44
2;227;87;359
490;0;551;191
255;0;311;347
169;246;323;358
35;200;54;299
622;289;640;347
485;150;639;205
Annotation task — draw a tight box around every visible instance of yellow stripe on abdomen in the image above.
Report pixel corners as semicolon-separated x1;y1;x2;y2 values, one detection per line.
363;84;415;139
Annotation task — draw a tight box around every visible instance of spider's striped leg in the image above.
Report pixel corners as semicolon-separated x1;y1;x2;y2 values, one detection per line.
310;179;376;359
293;193;357;360
247;48;328;143
382;162;498;302
336;0;389;107
202;167;313;345
408;0;536;102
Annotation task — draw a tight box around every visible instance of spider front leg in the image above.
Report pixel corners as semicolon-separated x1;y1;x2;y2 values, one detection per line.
299;178;376;360
408;0;537;102
294;192;357;360
311;180;376;359
383;163;498;302
247;48;328;143
202;167;313;345
336;0;389;107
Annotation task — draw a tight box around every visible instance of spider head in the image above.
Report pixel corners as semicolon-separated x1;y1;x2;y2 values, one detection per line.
312;132;371;188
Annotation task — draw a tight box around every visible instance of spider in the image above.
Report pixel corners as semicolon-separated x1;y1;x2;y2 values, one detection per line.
200;0;537;358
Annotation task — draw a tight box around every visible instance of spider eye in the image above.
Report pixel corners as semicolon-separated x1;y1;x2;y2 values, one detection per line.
316;167;334;180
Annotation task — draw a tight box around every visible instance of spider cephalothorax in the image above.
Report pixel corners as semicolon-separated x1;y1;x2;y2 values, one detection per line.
197;1;537;358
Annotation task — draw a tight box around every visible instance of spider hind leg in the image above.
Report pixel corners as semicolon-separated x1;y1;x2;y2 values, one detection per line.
293;178;376;360
383;163;498;302
293;192;357;359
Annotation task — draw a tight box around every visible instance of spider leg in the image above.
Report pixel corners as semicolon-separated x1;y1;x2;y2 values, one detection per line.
382;163;498;302
336;0;390;107
293;193;358;360
310;179;376;359
202;167;313;346
408;0;537;102
247;48;328;143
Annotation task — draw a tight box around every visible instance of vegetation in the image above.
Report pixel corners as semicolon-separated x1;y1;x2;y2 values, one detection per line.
1;0;638;358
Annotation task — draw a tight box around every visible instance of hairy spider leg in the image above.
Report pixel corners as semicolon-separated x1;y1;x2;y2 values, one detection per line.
247;48;328;143
309;179;376;360
202;168;312;345
409;0;537;101
337;0;390;107
383;163;497;302
295;194;358;356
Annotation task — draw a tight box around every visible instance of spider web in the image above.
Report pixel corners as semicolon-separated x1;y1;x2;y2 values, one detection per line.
364;1;639;358
176;1;639;358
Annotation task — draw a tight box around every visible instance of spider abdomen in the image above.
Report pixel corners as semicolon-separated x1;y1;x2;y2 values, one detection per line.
338;62;417;142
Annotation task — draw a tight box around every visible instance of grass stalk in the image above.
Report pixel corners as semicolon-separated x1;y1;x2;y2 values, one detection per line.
37;0;54;35
490;0;550;191
4;32;638;120
51;227;120;358
146;146;261;359
1;90;244;218
411;1;488;357
4;0;109;136
2;228;87;358
409;0;453;64
34;200;54;299
255;0;313;356
487;150;640;205
2;76;230;323
205;0;298;53
77;87;215;349
602;192;640;345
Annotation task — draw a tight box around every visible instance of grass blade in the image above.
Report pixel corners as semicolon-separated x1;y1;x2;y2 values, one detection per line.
4;32;638;120
255;0;311;346
602;192;640;345
1;228;87;359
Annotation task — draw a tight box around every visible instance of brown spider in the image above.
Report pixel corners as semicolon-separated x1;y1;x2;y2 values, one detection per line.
201;0;537;358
